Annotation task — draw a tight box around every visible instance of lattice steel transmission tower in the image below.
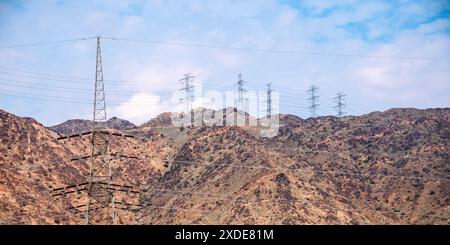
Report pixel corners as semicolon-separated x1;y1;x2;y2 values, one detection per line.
333;92;346;117
51;36;141;225
307;85;319;117
179;73;195;113
266;83;272;117
84;36;115;224
235;73;247;111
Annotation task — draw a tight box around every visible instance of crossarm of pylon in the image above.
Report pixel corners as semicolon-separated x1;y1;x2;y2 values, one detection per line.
51;181;140;197
66;203;116;219
96;182;140;194
67;204;87;214
70;153;139;161
57;130;137;140
52;182;89;197
114;201;141;212
56;131;93;140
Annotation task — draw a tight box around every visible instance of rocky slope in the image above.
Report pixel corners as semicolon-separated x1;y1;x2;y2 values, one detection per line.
140;108;450;224
0;110;83;224
0;107;449;224
0;110;163;224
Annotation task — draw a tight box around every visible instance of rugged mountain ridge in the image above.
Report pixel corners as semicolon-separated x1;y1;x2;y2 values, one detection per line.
139;107;450;224
1;107;449;224
0;110;163;224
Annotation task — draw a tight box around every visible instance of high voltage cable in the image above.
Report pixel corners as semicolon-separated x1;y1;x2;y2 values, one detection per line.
0;92;180;106
204;81;309;94
0;76;311;102
0;78;176;95
102;36;450;61
0;81;284;99
0;71;181;86
0;37;97;49
0;90;315;110
0;66;92;80
1;36;449;61
0;67;309;95
0;81;356;115
0;90;341;115
0;68;181;86
0;66;311;95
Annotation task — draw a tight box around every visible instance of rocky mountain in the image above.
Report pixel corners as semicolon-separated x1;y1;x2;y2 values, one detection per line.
0;109;163;224
0;110;83;224
0;107;449;224
107;117;137;131
141;112;173;128
49;117;136;136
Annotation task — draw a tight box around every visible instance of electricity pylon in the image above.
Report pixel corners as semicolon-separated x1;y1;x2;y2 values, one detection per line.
235;73;247;111
83;36;115;224
51;36;141;225
266;83;272;117
179;73;195;113
333;92;346;117
307;85;319;117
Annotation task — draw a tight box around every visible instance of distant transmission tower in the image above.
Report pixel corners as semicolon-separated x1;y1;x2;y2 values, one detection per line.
235;73;247;111
266;83;272;117
307;85;319;117
179;73;195;113
51;36;141;225
333;92;346;116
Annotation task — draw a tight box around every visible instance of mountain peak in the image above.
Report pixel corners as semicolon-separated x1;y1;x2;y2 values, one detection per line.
49;116;136;136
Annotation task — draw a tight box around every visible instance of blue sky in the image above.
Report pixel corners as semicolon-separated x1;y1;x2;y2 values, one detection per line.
0;0;449;126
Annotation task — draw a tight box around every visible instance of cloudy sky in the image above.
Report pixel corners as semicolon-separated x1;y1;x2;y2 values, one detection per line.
0;0;449;126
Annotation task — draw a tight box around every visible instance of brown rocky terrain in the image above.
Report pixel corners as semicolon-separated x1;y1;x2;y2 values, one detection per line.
0;107;449;224
0;109;164;224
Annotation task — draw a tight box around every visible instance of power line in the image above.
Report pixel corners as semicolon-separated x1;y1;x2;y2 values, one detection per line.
0;83;332;113
0;66;311;99
0;90;179;105
0;78;176;95
280;104;308;109
2;36;449;60
102;36;450;61
203;82;308;98
0;37;97;49
0;67;181;86
0;68;362;114
0;90;305;109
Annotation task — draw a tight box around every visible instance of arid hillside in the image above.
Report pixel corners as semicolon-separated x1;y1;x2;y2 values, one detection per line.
0;107;449;224
140;108;449;224
0;109;164;224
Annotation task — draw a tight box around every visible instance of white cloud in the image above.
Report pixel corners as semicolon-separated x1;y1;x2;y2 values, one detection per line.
354;26;450;107
416;18;450;35
112;92;177;125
